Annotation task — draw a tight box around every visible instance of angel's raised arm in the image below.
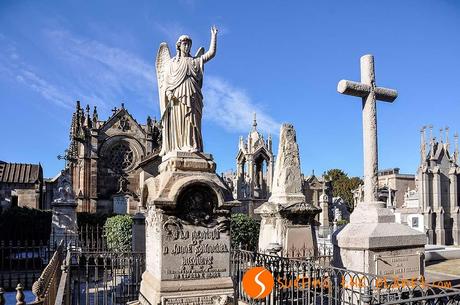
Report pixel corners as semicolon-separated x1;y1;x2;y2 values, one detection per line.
201;26;218;63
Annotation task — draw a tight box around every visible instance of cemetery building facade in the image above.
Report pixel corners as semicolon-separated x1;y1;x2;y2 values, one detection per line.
378;168;415;208
416;127;460;245
0;161;44;210
392;127;460;245
65;101;161;214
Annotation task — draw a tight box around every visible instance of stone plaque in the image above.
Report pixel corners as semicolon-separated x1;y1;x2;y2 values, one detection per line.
161;219;230;280
285;225;316;256
375;254;421;278
113;196;128;214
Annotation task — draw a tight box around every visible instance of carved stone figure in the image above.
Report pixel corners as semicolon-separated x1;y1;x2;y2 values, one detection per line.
156;26;218;156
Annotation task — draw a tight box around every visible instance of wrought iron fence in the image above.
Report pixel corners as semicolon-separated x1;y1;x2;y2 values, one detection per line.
67;250;145;305
75;225;107;252
0;240;53;291
231;249;460;305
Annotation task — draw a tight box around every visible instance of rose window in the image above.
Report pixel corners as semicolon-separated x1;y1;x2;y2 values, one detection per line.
109;143;134;171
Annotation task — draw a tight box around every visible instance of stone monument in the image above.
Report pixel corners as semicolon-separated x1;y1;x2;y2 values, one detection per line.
333;55;426;278
50;170;78;246
255;123;321;257
318;181;330;238
138;26;237;305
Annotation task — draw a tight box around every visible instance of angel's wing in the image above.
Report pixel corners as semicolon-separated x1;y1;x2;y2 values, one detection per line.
194;47;205;58
155;43;171;118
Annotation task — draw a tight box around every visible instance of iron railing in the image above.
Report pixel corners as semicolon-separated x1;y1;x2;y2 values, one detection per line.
231;249;460;305
29;241;64;305
75;225;107;252
54;251;71;305
68;250;145;305
0;240;53;290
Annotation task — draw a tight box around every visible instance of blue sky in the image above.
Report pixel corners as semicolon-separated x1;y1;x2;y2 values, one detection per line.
1;0;460;178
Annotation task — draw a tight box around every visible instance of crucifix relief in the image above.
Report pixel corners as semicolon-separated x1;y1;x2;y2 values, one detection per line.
337;54;398;204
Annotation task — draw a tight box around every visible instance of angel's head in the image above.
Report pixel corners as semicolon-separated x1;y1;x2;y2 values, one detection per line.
176;35;192;56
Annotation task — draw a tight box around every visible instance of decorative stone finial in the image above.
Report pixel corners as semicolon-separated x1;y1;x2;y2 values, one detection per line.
84;104;92;128
252;112;257;130
445;126;450;150
420;126;426;162
16;283;25;305
92;106;98;127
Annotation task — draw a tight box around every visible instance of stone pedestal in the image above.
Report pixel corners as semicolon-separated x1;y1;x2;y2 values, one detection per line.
49;169;78;246
132;212;146;253
333;201;426;278
256;202;320;257
50;200;78;246
139;152;236;305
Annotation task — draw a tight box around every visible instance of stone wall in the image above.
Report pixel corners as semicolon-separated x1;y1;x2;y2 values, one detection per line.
0;183;41;210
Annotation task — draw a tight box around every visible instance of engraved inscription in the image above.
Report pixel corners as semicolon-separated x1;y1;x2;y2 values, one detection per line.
162;223;230;280
162;295;221;305
375;254;421;278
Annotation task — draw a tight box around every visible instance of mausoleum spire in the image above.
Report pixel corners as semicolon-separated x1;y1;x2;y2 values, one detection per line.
92;106;98;128
84;104;92;128
445;126;450;151
420;126;426;162
454;132;459;164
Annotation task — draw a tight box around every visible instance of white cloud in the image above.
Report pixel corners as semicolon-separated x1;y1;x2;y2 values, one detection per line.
45;30;156;105
0;30;158;111
16;70;75;109
204;76;280;135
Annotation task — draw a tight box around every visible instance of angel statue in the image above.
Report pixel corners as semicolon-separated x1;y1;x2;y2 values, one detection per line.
156;26;218;156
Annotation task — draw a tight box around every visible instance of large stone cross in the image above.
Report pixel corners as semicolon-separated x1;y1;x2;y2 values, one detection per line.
337;54;398;204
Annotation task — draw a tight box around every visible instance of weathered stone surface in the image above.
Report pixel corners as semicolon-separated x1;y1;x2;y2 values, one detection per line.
50;171;78;245
156;27;218;156
318;188;330;238
140;175;235;304
255;124;320;257
333;54;425;277
337;55;397;204
270;123;305;205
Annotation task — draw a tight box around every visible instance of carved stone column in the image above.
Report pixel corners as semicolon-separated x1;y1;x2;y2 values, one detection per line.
432;167;441;211
421;167;430;212
435;207;446;245
432;167;445;244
